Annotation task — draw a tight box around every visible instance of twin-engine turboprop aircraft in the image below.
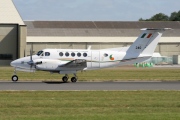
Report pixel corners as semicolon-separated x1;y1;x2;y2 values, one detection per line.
10;28;171;82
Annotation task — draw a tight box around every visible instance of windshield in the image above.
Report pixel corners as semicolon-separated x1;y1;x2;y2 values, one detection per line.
36;51;43;56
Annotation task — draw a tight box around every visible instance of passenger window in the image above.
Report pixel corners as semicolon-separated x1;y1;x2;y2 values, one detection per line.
59;52;63;56
83;53;87;57
65;52;69;57
71;52;75;57
77;53;81;57
45;52;50;56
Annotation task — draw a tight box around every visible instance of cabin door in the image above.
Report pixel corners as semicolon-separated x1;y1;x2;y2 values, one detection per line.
91;51;100;68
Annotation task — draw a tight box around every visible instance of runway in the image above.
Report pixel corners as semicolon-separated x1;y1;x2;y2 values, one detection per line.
0;81;180;91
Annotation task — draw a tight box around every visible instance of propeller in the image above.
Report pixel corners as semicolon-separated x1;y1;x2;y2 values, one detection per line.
27;45;35;71
27;45;42;72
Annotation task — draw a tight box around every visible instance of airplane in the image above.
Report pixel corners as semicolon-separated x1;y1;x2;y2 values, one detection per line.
10;28;171;82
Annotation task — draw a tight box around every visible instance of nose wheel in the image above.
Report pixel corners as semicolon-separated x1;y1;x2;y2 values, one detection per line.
12;75;18;82
12;69;18;82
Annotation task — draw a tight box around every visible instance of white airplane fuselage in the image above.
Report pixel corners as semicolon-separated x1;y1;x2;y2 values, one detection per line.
11;48;150;72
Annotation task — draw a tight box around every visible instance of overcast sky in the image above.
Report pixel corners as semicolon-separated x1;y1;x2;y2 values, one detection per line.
13;0;180;21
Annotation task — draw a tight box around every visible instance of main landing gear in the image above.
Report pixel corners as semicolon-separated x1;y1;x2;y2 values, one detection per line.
12;69;18;82
62;74;78;83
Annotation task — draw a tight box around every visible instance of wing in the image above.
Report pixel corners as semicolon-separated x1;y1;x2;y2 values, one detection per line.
59;59;87;70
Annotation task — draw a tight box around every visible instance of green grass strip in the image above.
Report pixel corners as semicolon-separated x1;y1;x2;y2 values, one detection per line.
1;66;180;81
0;91;180;120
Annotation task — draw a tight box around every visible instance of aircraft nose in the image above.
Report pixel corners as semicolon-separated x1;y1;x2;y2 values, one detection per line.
10;60;18;67
10;60;15;67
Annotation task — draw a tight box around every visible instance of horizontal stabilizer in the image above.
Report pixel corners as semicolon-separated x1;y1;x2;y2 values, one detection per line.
141;28;172;31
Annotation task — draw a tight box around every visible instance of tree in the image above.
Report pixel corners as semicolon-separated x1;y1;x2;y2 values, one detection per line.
139;18;144;21
139;10;180;21
169;11;180;21
149;13;169;21
139;13;169;21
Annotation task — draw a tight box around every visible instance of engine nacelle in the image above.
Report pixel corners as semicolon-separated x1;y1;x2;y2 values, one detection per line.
34;59;67;71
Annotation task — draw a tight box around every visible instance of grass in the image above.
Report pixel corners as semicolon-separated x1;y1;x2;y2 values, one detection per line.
0;91;180;120
1;66;180;81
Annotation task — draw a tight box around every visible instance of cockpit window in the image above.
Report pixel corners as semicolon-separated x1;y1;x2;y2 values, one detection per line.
36;51;43;56
45;52;50;56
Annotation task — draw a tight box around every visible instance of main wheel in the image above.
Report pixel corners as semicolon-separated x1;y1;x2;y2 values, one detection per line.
12;75;18;82
71;77;77;83
62;76;68;82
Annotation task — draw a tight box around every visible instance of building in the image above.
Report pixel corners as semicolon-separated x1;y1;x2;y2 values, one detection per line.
0;0;180;66
0;0;26;65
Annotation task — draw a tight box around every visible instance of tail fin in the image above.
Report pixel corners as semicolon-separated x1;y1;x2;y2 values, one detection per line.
125;28;172;59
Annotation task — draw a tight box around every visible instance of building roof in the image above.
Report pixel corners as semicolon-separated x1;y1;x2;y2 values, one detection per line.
26;21;180;29
0;0;24;25
25;21;180;37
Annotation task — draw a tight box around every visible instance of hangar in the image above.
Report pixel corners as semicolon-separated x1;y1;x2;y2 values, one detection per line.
0;0;180;66
0;0;26;66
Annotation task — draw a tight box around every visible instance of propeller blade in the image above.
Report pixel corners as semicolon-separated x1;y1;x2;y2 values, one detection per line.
30;50;32;61
27;44;35;70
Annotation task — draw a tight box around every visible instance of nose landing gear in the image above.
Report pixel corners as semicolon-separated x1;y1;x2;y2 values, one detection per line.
12;75;18;82
12;69;18;82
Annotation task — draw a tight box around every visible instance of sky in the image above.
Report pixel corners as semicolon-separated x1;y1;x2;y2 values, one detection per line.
13;0;180;21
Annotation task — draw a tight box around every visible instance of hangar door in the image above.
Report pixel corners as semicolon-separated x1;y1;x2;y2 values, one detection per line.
0;24;18;65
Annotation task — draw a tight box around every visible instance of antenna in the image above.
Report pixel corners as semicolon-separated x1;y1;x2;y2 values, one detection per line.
87;45;91;50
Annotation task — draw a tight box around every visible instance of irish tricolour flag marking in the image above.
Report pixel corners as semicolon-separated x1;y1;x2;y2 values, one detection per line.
109;55;114;60
141;33;152;38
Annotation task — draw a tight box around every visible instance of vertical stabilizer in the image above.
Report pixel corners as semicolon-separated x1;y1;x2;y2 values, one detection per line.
124;28;171;59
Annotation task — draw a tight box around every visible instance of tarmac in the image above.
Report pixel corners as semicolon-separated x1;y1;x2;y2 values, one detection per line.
0;81;179;91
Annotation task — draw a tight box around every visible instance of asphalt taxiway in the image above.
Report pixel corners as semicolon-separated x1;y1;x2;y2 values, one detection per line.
0;81;179;91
